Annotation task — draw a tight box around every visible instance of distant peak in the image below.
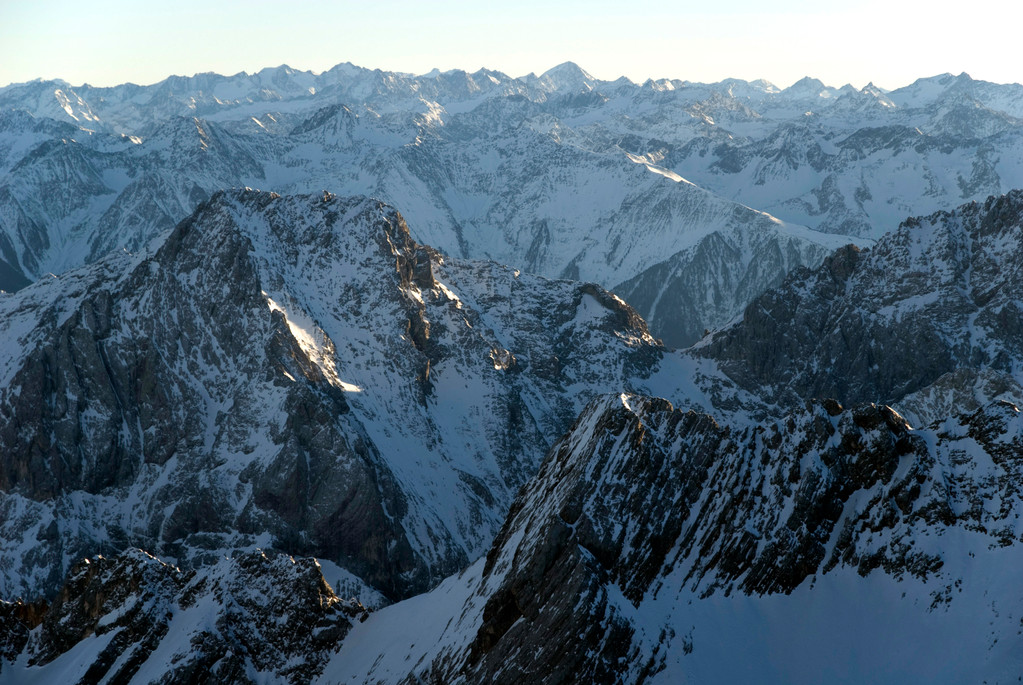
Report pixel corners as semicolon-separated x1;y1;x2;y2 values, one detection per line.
862;82;895;100
472;67;506;80
541;61;595;81
538;62;597;92
787;76;826;91
641;78;674;92
258;64;296;75
750;78;780;92
925;73;957;85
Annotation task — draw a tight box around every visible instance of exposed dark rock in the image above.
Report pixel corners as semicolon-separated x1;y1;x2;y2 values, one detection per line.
15;548;365;684
405;392;1023;682
0;598;47;668
700;191;1023;409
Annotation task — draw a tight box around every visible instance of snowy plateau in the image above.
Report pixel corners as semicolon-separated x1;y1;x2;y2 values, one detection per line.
0;61;1022;683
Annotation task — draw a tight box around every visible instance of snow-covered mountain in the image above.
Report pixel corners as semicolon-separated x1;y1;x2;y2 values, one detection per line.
700;190;1023;424
3;548;369;683
6;185;1023;682
613;72;1023;240
6;64;1023;345
0;189;740;605
329;179;1023;680
9;394;1022;683
325;393;1023;684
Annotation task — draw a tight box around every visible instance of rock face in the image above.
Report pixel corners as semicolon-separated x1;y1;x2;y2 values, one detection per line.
0;598;46;668
613;221;833;346
0;189;674;603
699;191;1023;413
6;548;365;684
326;393;1023;684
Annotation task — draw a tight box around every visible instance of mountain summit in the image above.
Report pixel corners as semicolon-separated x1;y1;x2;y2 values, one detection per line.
536;61;597;91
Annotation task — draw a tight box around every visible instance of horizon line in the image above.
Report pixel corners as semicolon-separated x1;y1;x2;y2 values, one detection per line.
0;60;1009;94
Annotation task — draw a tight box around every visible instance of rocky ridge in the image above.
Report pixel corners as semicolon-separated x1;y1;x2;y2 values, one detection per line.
318;191;1023;683
7;389;1023;683
699;190;1023;419
6;66;1023;345
4;62;1023;682
2;548;366;683
327;393;1023;683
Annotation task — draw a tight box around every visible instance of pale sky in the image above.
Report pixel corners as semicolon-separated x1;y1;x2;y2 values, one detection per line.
2;0;1022;90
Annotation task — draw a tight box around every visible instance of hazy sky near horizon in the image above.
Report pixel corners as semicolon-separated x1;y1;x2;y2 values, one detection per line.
3;0;1022;90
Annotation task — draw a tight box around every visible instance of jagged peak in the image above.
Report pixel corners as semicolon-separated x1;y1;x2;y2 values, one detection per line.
641;77;677;92
289;102;358;136
899;72;959;92
184;189;415;263
427;67;469;80
203;187;391;222
138;113;221;145
748;78;780;92
471;66;511;81
17;547;366;682
2;77;74;90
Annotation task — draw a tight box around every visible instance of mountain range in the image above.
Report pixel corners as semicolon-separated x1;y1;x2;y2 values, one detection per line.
2;62;1023;683
7;62;1023;345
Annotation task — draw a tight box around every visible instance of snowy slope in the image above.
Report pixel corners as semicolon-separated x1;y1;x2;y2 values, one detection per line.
3;62;1023;683
324;393;1023;684
9;392;1021;683
607;71;1023;240
313;188;1023;684
9;63;1023;346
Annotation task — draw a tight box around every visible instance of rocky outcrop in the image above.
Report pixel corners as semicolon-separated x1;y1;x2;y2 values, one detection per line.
356;393;1023;683
613;224;835;347
10;392;1023;683
699;192;1023;411
0;598;47;670
11;548;365;684
7;68;1023;684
